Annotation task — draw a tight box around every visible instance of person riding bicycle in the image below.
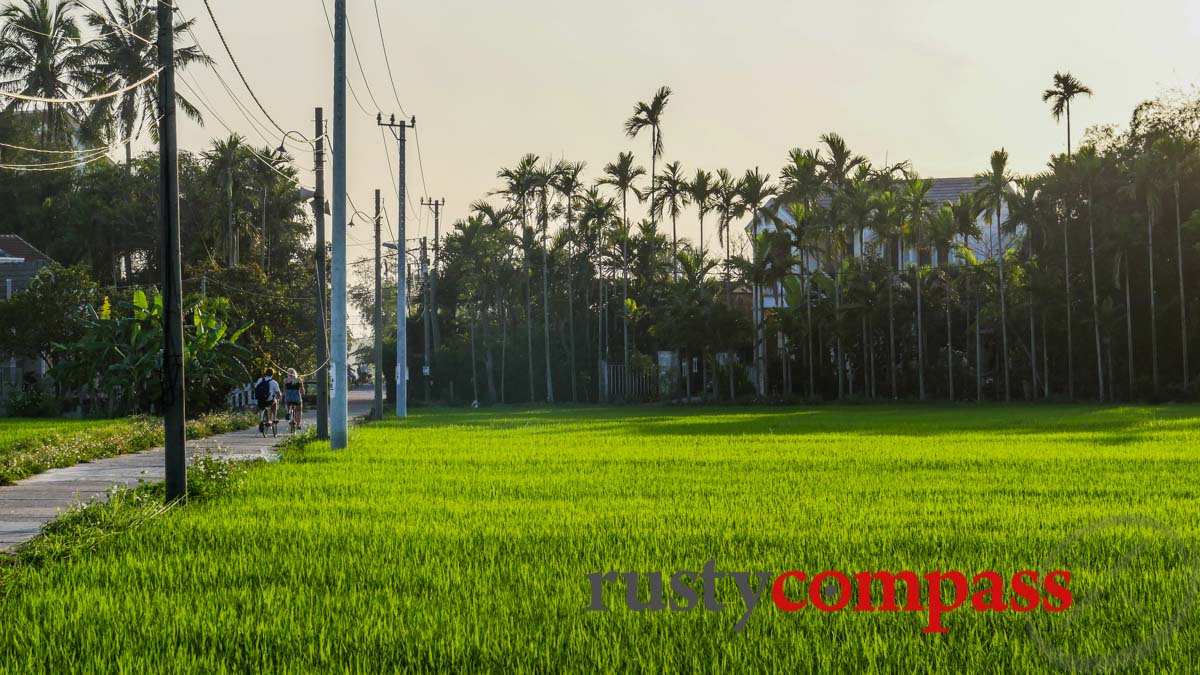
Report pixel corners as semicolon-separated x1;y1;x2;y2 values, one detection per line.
283;368;305;429
254;368;282;428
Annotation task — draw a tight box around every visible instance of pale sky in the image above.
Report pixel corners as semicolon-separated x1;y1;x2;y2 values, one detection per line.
160;0;1200;276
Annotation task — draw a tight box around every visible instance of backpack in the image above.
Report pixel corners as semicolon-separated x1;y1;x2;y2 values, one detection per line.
255;378;273;403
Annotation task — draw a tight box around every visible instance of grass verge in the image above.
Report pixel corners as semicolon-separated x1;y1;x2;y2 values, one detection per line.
0;411;257;485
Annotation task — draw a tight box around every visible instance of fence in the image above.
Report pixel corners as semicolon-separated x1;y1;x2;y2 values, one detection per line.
605;363;660;402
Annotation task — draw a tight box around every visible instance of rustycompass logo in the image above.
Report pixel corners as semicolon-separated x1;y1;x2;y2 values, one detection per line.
587;560;1073;633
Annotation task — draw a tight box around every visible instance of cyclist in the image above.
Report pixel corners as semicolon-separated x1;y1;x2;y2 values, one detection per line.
254;368;282;435
283;367;305;431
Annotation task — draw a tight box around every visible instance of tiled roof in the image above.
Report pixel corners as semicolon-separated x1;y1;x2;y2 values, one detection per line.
0;235;52;262
811;176;977;209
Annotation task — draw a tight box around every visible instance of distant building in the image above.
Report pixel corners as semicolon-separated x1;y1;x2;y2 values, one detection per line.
1;234;54;390
745;176;1019;310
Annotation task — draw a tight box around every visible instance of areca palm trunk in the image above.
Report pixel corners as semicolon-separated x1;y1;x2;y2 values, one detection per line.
622;191;631;366
805;265;815;398
1147;198;1160;395
946;276;954;401
916;258;926;401
1125;256;1135;398
470;306;479;402
484;299;497;402
1064;216;1075;400
500;302;508;403
541;196;554;403
526;253;535;403
975;293;983;403
1175;179;1189;389
996;208;1010;401
835;249;844;400
566;219;578;403
887;242;897;399
1087;190;1104;400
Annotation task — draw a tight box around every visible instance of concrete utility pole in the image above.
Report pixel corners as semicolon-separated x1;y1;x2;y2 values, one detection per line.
421;197;445;351
420;237;432;402
378;114;415;418
157;0;186;501
373;189;383;420
330;0;348;449
313;108;329;440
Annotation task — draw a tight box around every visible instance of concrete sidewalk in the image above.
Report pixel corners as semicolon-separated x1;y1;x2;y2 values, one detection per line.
0;387;376;553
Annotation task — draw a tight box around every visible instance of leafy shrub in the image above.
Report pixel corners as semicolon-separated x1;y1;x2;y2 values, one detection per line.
4;387;60;418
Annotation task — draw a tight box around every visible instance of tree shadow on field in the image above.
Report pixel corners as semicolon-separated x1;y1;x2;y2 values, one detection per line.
499;404;1200;445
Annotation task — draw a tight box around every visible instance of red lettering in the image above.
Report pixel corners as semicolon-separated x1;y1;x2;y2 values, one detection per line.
969;571;1008;611
1010;570;1041;612
771;571;808;612
853;570;923;611
922;570;968;633
1042;570;1072;612
809;571;852;611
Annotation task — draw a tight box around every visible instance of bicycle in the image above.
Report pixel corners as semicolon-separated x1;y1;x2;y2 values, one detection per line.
258;400;279;437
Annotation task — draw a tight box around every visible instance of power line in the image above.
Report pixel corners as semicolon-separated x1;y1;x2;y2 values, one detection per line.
76;0;153;46
198;0;289;137
317;0;374;118
371;0;408;118
0;68;160;104
345;14;384;114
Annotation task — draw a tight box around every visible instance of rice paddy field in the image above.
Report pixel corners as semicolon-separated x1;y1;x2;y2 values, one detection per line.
1;405;1199;673
0;418;128;454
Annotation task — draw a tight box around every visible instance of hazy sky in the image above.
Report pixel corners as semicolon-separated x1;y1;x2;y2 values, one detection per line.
164;0;1200;276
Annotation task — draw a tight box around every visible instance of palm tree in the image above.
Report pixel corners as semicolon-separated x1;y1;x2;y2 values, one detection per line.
553;160;586;402
901;176;934;400
1042;72;1093;155
495;154;540;402
739;168;777;397
818;134;867;399
79;0;210;165
1155;136;1194;390
1075;146;1106;399
713;169;744;304
950;192;983;401
651;161;691;279
202;133;247;267
1126;147;1162;395
688;169;717;259
873;190;905;398
624;85;670;220
0;0;88;144
598;152;645;366
928;205;960;399
975;149;1015;401
1006;176;1045;398
531;160;563;403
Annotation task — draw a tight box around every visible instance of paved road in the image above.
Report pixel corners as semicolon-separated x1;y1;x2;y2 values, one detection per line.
0;387;376;553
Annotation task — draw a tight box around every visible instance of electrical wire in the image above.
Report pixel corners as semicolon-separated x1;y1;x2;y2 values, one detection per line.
0;68;160;104
346;15;384;114
371;0;408;119
0;152;113;172
4;9;152;43
317;0;374;118
198;0;290;138
76;0;154;46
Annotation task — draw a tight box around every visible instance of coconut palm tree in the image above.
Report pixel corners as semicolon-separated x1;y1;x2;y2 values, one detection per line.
688;169;717;259
624;85;670;219
598;152;645;366
202;133;248;267
1042;72;1093;155
0;0;88;144
651;161;691;279
79;0;210;165
552;160;586;402
975;149;1015;401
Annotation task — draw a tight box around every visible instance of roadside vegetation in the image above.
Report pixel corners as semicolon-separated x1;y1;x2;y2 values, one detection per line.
0;410;255;485
0;406;1197;672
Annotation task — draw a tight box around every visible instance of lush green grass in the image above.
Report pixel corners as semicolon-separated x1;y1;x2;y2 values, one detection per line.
1;405;1199;673
0;412;257;485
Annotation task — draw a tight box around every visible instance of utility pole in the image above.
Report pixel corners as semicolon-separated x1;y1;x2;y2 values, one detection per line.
330;0;348;449
157;0;186;502
421;237;431;402
313;107;329;441
373;189;383;420
378;114;415;418
421;197;445;352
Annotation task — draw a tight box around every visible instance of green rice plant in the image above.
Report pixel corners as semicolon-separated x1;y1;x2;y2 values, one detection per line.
0;405;1197;673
